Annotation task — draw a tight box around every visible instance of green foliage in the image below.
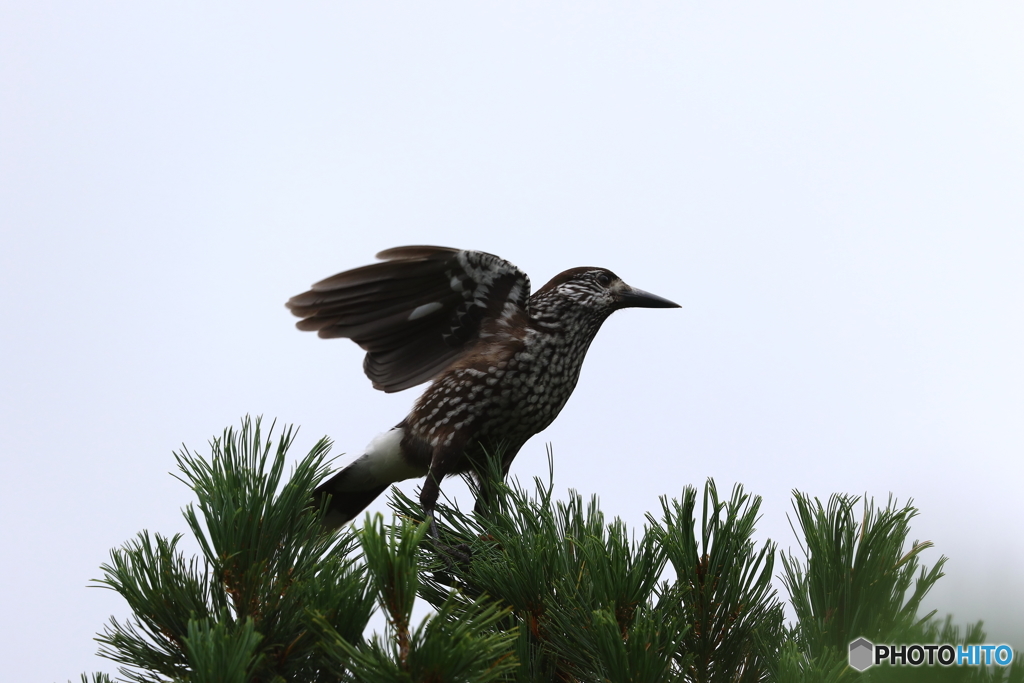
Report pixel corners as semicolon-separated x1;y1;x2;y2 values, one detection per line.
87;417;518;683
781;492;945;654
776;492;1023;683
180;616;263;683
78;419;1021;682
390;454;782;682
310;515;519;682
94;417;376;682
651;481;785;682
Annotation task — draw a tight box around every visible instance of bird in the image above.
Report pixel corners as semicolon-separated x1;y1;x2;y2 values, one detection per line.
286;246;679;530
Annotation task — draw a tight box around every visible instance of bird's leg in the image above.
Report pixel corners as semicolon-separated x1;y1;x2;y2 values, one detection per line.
419;469;472;568
419;470;442;539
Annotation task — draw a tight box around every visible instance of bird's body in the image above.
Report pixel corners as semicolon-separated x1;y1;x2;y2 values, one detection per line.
287;246;678;528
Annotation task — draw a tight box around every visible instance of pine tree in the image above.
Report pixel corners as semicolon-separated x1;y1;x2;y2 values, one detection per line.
74;418;1022;683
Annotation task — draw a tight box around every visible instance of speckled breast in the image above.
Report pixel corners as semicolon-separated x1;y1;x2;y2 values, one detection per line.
406;328;594;461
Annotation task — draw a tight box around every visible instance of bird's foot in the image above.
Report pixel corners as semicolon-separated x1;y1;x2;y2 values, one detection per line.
427;515;472;579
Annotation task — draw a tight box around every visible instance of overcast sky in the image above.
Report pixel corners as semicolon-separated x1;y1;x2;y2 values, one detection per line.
2;3;1022;680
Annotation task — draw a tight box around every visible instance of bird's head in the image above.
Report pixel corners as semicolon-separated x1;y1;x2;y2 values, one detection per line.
536;267;680;312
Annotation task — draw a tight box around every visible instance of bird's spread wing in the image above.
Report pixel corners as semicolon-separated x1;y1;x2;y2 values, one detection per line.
286;246;531;392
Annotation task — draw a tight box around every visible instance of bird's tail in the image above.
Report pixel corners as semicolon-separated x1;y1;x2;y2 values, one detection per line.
314;427;425;530
315;475;389;529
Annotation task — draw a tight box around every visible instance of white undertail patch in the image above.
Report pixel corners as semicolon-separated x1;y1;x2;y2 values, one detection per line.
335;428;425;491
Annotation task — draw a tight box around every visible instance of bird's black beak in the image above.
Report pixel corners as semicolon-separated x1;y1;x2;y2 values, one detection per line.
616;285;681;310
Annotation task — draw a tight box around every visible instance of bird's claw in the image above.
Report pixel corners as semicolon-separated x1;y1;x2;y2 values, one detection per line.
426;514;473;577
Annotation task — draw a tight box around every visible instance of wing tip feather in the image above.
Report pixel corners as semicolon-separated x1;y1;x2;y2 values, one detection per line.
375;245;458;261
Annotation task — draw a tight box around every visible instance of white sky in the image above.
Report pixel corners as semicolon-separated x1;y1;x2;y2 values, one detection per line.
1;3;1022;680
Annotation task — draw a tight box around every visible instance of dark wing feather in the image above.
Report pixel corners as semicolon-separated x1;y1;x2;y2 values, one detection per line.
286;246;531;392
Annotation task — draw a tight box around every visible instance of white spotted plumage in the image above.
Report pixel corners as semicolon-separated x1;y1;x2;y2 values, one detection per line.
288;247;679;528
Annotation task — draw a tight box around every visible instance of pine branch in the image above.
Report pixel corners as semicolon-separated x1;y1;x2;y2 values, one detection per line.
780;492;946;654
77;418;1022;683
92;416;375;682
651;480;785;682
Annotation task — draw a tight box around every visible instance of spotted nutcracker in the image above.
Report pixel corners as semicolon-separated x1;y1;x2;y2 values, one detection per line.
287;246;679;529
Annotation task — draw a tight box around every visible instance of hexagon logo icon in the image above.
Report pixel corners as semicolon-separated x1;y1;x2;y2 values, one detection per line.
849;638;875;671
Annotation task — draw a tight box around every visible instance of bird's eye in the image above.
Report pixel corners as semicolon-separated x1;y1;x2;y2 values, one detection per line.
596;273;612;286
